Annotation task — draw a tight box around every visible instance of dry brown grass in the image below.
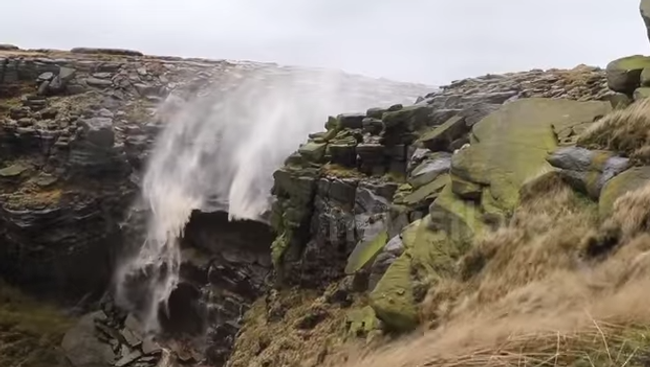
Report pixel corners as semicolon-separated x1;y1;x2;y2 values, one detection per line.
327;173;650;367
578;97;650;164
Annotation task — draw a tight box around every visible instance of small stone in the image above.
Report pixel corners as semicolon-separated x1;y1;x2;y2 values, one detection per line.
0;164;28;177
86;77;112;88
59;66;77;82
0;44;19;50
37;72;55;82
92;72;112;79
120;328;142;347
141;337;162;355
115;349;142;367
98;108;114;118
34;173;58;187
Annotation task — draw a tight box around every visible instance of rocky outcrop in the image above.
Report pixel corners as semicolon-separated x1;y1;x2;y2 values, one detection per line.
0;47;434;366
227;62;622;366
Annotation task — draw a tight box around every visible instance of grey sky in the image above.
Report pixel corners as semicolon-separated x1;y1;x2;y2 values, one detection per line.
2;0;647;85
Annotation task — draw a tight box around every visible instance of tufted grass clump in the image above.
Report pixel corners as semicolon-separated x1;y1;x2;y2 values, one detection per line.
578;97;650;164
0;281;73;367
332;171;650;367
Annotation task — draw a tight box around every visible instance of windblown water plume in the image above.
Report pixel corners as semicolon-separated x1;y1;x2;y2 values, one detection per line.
114;62;434;331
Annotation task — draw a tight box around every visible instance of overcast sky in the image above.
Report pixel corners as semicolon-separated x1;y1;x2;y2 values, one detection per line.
1;0;647;85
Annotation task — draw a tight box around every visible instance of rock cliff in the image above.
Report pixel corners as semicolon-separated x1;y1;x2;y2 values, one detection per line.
0;47;432;367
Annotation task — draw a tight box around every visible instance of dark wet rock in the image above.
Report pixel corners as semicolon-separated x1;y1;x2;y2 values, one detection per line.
408;154;451;188
0;44;19;50
70;47;144;57
79;117;115;148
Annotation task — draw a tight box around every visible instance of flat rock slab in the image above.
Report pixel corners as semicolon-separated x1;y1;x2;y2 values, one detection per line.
451;98;611;211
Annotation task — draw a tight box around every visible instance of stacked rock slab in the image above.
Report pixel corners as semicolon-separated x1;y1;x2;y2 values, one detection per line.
259;63;616;341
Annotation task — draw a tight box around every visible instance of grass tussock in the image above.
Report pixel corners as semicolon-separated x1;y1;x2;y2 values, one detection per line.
0;281;73;367
578;97;650;164
329;172;650;367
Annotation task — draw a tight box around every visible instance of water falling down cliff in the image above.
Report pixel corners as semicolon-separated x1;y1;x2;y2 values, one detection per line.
112;64;434;333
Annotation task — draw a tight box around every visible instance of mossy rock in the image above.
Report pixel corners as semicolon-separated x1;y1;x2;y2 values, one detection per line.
0;163;28;178
345;229;388;275
451;98;611;211
402;173;449;207
634;87;650;101
271;231;290;270
298;141;327;163
608;92;633;110
599;166;650;218
606;55;650;93
418;115;468;151
382;105;433;131
400;219;422;251
450;174;483;200
409;215;464;279
369;253;418;332
429;183;486;241
345;306;380;337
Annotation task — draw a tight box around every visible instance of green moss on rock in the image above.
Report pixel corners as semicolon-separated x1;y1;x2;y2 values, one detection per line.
599;166;650;217
418;115;467;151
271;231;290;270
298;141;327;163
369;253;418;332
429;183;485;241
382;105;433;131
606;55;650;93
634;87;650;101
402;173;449;206
345;229;388;275
345;306;380;337
451;98;611;211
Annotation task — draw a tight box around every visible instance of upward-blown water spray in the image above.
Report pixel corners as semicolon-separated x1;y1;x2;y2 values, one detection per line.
113;63;432;331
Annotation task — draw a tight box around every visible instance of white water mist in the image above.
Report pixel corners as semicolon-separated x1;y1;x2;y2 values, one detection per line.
114;62;433;331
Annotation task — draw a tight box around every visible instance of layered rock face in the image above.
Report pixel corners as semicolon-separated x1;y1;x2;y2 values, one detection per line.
227;60;650;366
0;46;434;367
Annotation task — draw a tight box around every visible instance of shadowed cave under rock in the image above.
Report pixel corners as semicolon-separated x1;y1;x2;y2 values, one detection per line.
122;209;276;363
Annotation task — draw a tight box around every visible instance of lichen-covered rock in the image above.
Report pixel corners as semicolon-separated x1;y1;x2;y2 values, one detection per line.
428;183;485;241
547;146;629;198
634;86;650;100
381;105;434;130
451;98;611;211
345;229;388;275
599;166;650;217
298;141;327;163
606;55;650;93
369;253;418;332
418;115;468;152
408;153;451;189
